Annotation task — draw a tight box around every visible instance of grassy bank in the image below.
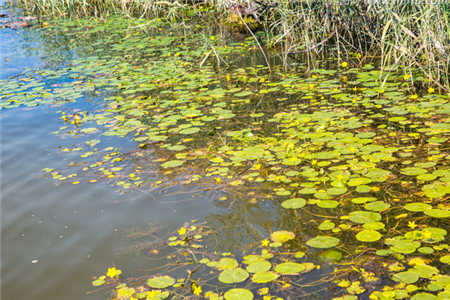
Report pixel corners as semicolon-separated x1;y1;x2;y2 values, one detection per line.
12;0;450;91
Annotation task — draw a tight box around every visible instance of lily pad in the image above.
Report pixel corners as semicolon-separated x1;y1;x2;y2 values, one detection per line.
404;203;433;212
224;288;254;300
392;271;419;284
161;160;184;168
355;230;382;242
306;236;340;248
274;262;306;274
424;209;450;218
410;293;439;300
270;231;295;243
251;271;279;283
348;211;382;224
147;276;175;289
246;261;272;273
218;268;249;284
281;198;306;209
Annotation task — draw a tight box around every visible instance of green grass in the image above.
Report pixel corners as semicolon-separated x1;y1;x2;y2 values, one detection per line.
14;0;450;91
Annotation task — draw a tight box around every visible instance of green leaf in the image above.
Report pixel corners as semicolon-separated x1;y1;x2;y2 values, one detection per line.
356;230;382;242
281;198;306;209
410;293;439;300
224;288;254;300
217;258;239;270
218;268;249;284
246;261;271;273
251;271;279;283
392;271;419;284
404;203;432;212
179;127;200;135
424;209;450;218
270;230;295;243
161;160;184;168
274;262;305;274
147;275;175;289
306;236;340;248
348;211;382;224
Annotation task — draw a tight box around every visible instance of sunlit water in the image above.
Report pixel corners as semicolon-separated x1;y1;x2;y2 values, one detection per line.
0;5;224;300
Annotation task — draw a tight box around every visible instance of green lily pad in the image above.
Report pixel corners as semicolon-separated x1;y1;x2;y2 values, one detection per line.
401;167;427;176
246;261;272;273
224;288;254;300
392;271;419;284
348;211;382;224
317;200;339;208
270;231;295;243
217;258;239;270
410;292;439;300
306;236;340;248
347;177;373;186
251;271;279;283
161;160;184;168
218;268;249;284
440;255;450;264
356;230;382;242
281;198;306;209
147;275;175;289
424;209;450;218
179;127;200;135
274;262;306;275
404;203;433;212
364;201;391;212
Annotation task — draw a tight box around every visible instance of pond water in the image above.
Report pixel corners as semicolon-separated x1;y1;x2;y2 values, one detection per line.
2;2;450;300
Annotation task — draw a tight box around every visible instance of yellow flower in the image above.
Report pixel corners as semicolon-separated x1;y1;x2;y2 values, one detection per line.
178;227;186;235
403;74;410;80
428;87;434;94
311;159;317;165
215;177;222;184
260;77;265;83
106;267;122;279
309;83;314;89
261;239;269;247
341;61;348;67
422;229;432;239
407;221;417;229
210;36;215;41
193;285;202;296
356;53;362;58
411;94;418;99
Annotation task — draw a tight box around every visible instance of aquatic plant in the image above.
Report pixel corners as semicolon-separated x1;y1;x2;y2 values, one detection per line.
13;0;450;91
2;10;450;300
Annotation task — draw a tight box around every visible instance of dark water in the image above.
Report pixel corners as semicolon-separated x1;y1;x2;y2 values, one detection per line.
0;5;222;300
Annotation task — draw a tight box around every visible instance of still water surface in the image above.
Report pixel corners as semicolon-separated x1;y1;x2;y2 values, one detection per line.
0;6;222;300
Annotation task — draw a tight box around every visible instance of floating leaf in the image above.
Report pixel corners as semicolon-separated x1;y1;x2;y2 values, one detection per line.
218;268;249;284
246;261;271;273
274;262;305;274
224;288;253;300
281;198;306;209
392;271;419;284
306;236;340;248
251;271;279;283
348;211;382;224
364;201;391;212
424;209;450;218
217;258;238;270
147;276;175;289
270;231;295;243
356;230;382;242
404;203;432;212
161;160;184;168
179;127;200;135
410;293;439;300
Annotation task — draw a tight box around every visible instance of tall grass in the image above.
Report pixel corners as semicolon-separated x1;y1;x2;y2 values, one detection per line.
13;0;450;91
262;0;450;90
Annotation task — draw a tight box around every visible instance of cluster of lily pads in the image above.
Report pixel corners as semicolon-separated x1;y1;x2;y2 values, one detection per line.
2;11;450;300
